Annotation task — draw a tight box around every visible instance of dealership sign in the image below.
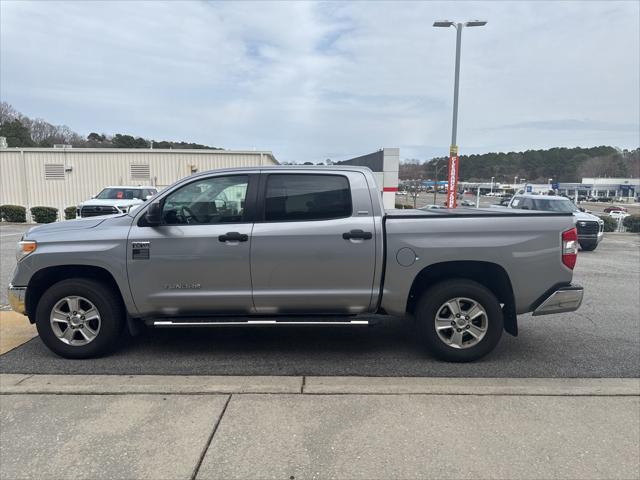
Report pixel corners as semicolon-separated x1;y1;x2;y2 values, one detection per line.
446;152;458;208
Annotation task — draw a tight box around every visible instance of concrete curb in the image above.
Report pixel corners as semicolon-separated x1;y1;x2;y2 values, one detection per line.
304;376;640;396
1;374;638;396
0;374;302;394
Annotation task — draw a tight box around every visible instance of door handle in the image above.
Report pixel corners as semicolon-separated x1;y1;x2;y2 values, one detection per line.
219;232;249;242
342;229;373;240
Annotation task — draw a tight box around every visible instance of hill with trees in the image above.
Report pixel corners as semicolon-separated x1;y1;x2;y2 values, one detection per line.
0;102;221;150
401;146;639;183
1;102;637;182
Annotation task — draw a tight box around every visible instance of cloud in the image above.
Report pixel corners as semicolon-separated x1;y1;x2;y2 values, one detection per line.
1;0;638;162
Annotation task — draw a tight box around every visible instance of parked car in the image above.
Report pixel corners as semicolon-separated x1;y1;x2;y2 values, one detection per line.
604;206;628;213
9;167;583;362
419;204;447;210
608;210;630;220
76;186;158;218
460;200;475;207
507;194;604;251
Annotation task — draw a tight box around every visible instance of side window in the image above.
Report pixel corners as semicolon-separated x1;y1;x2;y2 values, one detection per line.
520;198;534;210
265;174;352;222
162;175;249;225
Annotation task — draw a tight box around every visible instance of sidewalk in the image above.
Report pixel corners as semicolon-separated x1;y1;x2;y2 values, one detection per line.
0;311;37;355
1;375;638;480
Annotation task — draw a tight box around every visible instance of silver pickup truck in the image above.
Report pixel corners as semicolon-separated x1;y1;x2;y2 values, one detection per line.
9;166;584;362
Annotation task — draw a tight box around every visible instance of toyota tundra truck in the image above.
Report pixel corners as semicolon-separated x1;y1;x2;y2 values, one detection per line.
8;166;584;362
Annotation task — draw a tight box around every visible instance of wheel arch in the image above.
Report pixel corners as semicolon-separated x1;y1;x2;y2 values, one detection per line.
26;265;124;323
406;260;518;336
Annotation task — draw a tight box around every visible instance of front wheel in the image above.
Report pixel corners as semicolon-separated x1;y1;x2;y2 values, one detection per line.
416;279;503;362
35;278;124;359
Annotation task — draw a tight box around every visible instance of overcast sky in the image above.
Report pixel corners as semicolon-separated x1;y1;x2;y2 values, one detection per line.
1;1;639;163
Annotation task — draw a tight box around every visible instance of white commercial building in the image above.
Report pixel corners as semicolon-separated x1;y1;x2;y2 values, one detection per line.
558;178;639;199
0;146;401;220
0;148;278;220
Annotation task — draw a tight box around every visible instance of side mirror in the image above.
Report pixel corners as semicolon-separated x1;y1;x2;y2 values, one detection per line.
145;202;162;226
91;195;96;199
579;207;585;212
145;195;153;200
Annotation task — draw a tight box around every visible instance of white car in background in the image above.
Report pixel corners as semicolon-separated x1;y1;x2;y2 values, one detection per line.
608;210;630;220
76;186;158;218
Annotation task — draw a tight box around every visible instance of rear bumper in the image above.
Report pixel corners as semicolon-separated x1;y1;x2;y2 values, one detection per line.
7;284;27;315
532;284;583;316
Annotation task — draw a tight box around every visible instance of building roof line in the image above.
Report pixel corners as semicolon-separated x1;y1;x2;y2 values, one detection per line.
0;147;275;155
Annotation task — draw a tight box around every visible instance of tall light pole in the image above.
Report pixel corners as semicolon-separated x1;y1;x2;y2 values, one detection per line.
434;19;487;208
490;176;495;194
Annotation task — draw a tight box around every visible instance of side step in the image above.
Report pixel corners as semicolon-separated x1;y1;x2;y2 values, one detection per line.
153;318;370;327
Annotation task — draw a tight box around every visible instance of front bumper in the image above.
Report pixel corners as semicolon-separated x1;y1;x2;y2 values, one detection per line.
532;284;583;316
7;284;27;315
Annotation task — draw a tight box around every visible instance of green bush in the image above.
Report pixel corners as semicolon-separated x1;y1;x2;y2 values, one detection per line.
598;215;617;233
623;214;640;233
0;204;27;223
30;206;58;224
395;203;410;209
64;206;77;220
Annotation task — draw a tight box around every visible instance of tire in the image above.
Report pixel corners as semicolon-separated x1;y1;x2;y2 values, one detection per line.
416;279;503;362
580;242;598;251
35;278;124;359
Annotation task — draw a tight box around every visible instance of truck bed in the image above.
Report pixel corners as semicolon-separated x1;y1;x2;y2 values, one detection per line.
385;207;573;218
380;207;575;317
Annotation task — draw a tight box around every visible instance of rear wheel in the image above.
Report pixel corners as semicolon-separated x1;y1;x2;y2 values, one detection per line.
416;279;503;362
35;278;124;359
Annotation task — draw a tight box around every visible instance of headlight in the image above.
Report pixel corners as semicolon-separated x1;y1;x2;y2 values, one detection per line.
16;240;37;262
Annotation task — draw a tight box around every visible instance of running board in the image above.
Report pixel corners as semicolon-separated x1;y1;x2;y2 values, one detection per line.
153;319;370;327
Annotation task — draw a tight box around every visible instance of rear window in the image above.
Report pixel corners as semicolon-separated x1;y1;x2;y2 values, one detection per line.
265;174;352;222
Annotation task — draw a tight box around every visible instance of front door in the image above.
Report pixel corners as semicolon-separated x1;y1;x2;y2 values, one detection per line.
251;172;377;314
127;173;256;317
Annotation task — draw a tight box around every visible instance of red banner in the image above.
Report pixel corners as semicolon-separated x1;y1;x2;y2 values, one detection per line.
446;154;458;208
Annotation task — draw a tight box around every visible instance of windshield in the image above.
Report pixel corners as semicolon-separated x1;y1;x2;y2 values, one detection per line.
532;199;580;213
96;188;145;200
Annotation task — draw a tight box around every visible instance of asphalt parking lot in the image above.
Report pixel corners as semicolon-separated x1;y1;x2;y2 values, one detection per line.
0;221;638;378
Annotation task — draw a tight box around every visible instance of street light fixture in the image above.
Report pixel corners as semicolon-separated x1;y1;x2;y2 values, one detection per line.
433;19;487;208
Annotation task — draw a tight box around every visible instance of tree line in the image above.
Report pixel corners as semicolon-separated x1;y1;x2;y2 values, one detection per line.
401;146;639;183
1;102;637;181
0;102;221;150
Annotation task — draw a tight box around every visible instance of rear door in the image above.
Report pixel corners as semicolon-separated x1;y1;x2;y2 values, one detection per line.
250;171;377;314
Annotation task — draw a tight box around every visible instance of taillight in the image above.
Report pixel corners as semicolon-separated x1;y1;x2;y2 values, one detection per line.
562;227;578;269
